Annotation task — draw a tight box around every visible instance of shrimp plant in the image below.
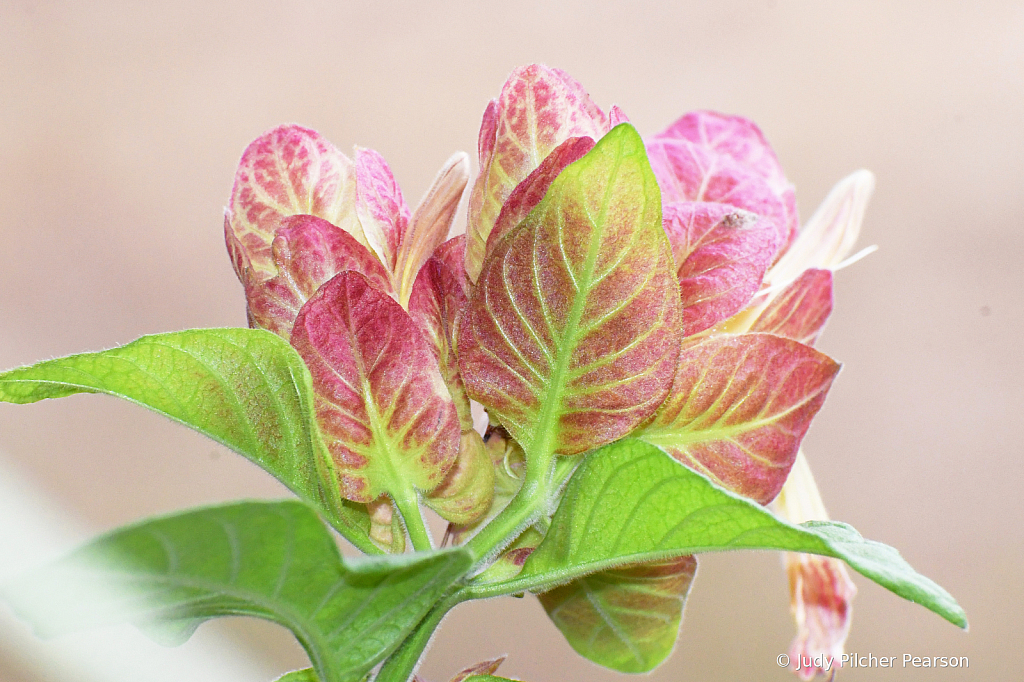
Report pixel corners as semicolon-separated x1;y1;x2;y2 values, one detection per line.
0;65;965;682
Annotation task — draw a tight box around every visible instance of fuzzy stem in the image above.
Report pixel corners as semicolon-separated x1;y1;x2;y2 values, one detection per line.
392;488;433;552
465;451;580;566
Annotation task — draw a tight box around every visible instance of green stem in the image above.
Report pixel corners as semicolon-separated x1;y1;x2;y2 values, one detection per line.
465;451;551;564
393;488;433;552
465;452;581;565
374;592;461;682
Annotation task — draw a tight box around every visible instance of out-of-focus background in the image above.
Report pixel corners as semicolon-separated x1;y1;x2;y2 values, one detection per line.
1;1;1020;680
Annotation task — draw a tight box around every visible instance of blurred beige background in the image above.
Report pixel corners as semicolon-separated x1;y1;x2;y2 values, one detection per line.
1;1;1020;680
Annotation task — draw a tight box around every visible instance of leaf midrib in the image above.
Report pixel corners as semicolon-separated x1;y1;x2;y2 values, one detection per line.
526;148;626;460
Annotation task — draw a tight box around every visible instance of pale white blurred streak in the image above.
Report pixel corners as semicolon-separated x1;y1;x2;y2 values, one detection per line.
0;454;276;682
768;169;877;289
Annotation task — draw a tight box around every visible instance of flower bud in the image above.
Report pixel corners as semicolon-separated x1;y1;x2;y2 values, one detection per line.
424;431;495;526
367;495;405;554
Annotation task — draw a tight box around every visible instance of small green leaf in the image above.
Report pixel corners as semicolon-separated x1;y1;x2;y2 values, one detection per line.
276;670;319;682
4;501;471;682
0;328;376;553
513;439;966;629
538;555;697;673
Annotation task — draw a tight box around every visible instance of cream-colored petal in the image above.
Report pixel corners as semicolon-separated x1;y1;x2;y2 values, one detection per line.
396;152;470;306
768;170;875;289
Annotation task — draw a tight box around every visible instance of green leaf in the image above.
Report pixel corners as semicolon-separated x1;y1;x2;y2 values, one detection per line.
0;328;376;553
458;124;682;459
276;670;319;682
537;555;697;673
510;439;966;629
4;501;471;682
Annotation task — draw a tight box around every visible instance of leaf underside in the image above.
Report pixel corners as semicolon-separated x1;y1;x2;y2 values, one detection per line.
538;555;697;673
4;501;470;682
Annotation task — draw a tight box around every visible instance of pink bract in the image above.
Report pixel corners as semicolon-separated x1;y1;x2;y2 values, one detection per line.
245;214;392;337
663;201;778;336
290;272;459;503
640;333;840;504
466;64;612;280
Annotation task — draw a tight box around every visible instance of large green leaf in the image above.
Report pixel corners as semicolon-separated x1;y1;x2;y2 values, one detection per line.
4;501;471;682
0;328;375;552
505;439;966;629
537;555;697;673
458;124;681;459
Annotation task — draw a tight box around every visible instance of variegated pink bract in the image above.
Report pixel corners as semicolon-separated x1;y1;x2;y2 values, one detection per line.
227;124;362;281
245;215;392;337
227;124;468;316
353;146;409;278
662;202;778;336
486;136;596;256
290;271;460;503
458;124;681;457
409;256;472;430
750;268;834;346
646;139;789;256
466;64;613;281
655;111;798;249
639;333;840;504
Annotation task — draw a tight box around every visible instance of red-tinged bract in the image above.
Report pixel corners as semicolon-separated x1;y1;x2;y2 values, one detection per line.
663;202;778;336
227;124;363;281
655;111;798;247
486;136;596;255
354;146;410;277
640;333;840;504
245;215;392;337
290;272;460;503
467;65;611;281
750;268;834;346
458;124;681;456
646;137;789;257
409;256;472;430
